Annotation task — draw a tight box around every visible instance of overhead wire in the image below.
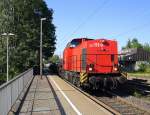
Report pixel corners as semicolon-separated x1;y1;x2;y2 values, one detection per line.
112;4;150;38
65;0;111;39
56;0;150;55
57;0;111;50
112;22;150;38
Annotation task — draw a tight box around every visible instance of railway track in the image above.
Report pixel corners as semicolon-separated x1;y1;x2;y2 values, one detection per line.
62;78;150;115
111;79;150;96
94;90;150;115
108;79;150;113
127;79;150;94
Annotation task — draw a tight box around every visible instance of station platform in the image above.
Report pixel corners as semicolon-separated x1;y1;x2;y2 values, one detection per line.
18;75;112;115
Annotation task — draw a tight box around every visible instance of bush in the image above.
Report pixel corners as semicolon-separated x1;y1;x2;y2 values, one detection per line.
138;63;146;72
133;90;142;97
0;74;6;85
145;67;150;73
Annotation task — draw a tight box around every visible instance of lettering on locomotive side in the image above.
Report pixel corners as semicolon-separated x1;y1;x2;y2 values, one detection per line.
89;42;103;48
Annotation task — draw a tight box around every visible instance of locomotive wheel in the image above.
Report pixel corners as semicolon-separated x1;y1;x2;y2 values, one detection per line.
68;74;73;83
72;76;80;87
72;76;76;85
76;78;80;87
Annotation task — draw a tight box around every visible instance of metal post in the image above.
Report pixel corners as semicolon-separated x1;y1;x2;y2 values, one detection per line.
6;35;9;82
40;18;46;79
40;19;43;79
1;33;14;82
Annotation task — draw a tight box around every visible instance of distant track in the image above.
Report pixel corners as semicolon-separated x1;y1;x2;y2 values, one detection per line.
96;90;150;115
61;77;150;115
127;80;150;94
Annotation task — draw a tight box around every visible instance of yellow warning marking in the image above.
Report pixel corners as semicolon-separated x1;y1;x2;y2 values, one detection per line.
80;72;88;83
81;77;88;83
121;72;127;78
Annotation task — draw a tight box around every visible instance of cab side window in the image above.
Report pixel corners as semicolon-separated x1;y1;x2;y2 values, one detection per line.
66;42;71;48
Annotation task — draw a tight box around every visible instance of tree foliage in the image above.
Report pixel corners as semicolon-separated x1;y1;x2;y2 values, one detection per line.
143;43;150;52
0;0;56;81
122;38;143;49
50;55;60;63
122;38;150;52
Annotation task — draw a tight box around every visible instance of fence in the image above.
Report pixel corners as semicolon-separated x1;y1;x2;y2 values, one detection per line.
0;69;33;115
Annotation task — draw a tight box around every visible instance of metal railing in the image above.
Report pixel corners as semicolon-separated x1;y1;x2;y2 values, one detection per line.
0;69;33;115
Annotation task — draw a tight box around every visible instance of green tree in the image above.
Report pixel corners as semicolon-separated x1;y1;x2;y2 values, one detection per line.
0;0;56;81
50;55;60;63
122;38;143;50
0;0;15;81
131;38;143;48
143;43;150;52
127;39;131;48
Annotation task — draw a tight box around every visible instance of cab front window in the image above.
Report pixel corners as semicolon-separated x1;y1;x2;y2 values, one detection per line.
70;39;82;48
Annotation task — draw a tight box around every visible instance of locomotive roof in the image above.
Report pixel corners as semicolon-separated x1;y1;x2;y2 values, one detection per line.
71;38;93;41
71;38;116;41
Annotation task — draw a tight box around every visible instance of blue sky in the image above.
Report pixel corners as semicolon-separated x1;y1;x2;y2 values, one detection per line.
44;0;150;55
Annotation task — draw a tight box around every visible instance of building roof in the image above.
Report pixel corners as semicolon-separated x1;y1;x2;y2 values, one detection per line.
120;48;150;61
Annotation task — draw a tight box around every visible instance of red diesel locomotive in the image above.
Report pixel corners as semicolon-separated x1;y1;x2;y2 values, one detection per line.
58;38;126;89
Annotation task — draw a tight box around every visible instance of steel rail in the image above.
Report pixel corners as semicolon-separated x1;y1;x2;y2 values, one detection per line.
62;78;120;115
101;90;150;115
61;77;150;115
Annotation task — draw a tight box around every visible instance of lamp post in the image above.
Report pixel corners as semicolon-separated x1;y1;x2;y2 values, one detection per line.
1;33;14;82
40;18;46;79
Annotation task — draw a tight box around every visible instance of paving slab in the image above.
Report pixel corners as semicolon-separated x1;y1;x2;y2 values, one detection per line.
18;76;62;115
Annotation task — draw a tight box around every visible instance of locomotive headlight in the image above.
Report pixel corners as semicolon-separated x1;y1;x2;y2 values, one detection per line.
114;67;118;71
89;67;93;71
88;64;94;71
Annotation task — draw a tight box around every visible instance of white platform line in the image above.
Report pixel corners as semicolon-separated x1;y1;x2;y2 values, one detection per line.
50;77;82;115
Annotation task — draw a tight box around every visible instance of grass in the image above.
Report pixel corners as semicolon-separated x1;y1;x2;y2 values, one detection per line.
127;66;150;77
128;72;150;77
133;90;142;97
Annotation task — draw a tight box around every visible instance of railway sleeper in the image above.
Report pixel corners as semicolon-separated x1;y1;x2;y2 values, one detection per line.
111;103;124;107
120;108;145;115
111;104;129;110
122;113;137;115
99;99;117;104
122;110;146;115
120;108;141;112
